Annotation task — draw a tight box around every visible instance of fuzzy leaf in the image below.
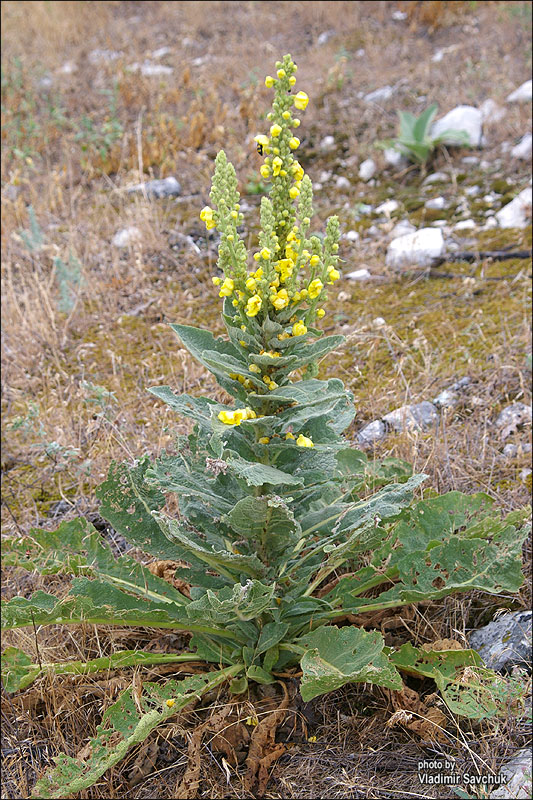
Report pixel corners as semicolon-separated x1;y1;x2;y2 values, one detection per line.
223;451;304;488
31;665;242;799
147;387;218;428
1;647;39;692
297;626;402;701
186;580;275;625
255;622;290;655
223;495;301;564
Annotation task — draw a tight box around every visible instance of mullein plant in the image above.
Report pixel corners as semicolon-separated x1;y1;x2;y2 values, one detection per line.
1;55;530;799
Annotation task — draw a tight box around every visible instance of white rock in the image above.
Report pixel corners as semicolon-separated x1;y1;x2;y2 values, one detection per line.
389;220;416;239
383;401;439;432
320;135;335;151
386;228;444;270
506;79;532;103
363;86;394;104
462;156;479;165
319;170;332;183
89;49;122;64
490;749;532;799
383;148;407;168
464;185;481;196
479;98;505;124
433;389;459;409
336;176;351;190
346;268;372;281
372;317;386;328
151;46;171;59
430;220;448;228
431;49;445;63
317;29;336;45
358;159;376;181
60;61;77;74
495;402;532;433
127;177;181;198
391;9;407;20
483;194;496;204
343;230;360;242
495;188;532;229
431;106;482;147
367;225;379;236
355;48;366;58
511;133;532;160
134;62;173;77
375;199;399;215
423;172;448;186
483;216;498;229
357;420;387;446
454;219;477;231
425;196;446;210
112;226;142;248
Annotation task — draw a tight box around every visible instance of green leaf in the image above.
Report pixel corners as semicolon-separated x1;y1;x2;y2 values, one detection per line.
247;664;276;684
223;451;304;487
297;626;402;701
147;387;218;429
223;495;301;565
413;103;438;142
147;453;239;515
255;622;290;655
186;580;275;625
31;665;242;799
1;647;40;692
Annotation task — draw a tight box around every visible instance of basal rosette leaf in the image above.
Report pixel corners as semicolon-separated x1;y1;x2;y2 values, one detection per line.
1;647;40;692
31;665;242;799
186;580;275;625
297;626;403;702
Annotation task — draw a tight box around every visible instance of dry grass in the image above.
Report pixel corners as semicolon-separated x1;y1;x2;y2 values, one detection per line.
1;1;532;798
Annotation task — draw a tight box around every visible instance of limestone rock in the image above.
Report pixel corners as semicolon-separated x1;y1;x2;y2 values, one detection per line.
469;610;532;673
506;79;532;103
386;227;444;270
382;401;439;432
127;176;182;198
431;105;483;147
495;188;532;229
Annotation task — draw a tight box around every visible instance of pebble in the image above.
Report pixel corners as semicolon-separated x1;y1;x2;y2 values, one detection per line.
469;610;532;673
482;216;498;229
389;220;416;239
372;317;386;328
386;227;444;270
495;187;532;229
495;402;532;437
131;62;173;76
383;148;407;168
425;196;446;210
431;105;483;147
454;219;477;231
363;85;394;104
506;79;532;103
464;184;481;196
336;176;351;190
432;377;471;409
356;420;387;446
343;230;360;242
511;133;532;160
490;749;532;799
375;199;399;215
317;29;336;45
503;443;532;458
151;46;172;59
461;155;479;164
126;176;181;198
320;135;336;151
60;61;77;75
89;49;122;64
345;268;372;281
358;159;377;181
112;226;142;248
382;401;439;433
430;220;448;228
319;170;333;183
391;9;407;20
423;172;448;185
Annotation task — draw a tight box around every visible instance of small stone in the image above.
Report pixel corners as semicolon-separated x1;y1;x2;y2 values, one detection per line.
461;155;479;164
425;196;446;210
367;225;379;236
391;9;407;20
511;133;533;160
506;79;532;103
495;188;532;229
112;226;142;248
127;177;182;198
433;389;459;409
346;268;372;281
519;468;532;483
355;48;366;58
89;49;122;64
389;220;416;239
430;220;448;229
495;403;533;437
464;185;481;196
363;86;394;104
469;610;532;673
454;219;477;231
375;199;399;216
319;170;332;183
372;317;386;328
431;105;483;147
483;216;498;229
490;749;532;800
383;148;407;168
59;61;77;74
356;420;387;445
336;176;351;190
386;228;444;270
423;172;448;185
151;46;171;59
134;62;173;77
343;230;360;242
317;30;336;45
320;135;335;151
38;75;53;90
483;194;496;204
358;159;376;181
479;98;505;124
383;401;439;433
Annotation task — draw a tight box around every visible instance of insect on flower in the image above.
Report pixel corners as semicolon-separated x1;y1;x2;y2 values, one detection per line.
256;142;264;156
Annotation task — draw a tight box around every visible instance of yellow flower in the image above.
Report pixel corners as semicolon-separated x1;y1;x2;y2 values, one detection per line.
277;68;286;79
308;278;324;299
254;134;269;147
282;111;291;120
265;76;274;88
272;156;283;176
246;294;262;317
270;124;282;137
200;206;213;222
293;118;301;128
310;255;320;267
261;247;272;260
245;407;257;419
297;434;314;448
294;91;309;110
278;332;291;340
271;288;289;310
292;320;307;336
212;276;221;285
285;432;295;439
316;308;325;318
219;278;235;297
249;363;261;373
259;437;270;444
300;288;308;298
292;292;301;303
289;137;300;150
327;266;340;283
246;277;257;292
254;266;264;279
260;164;271;179
289;75;296;86
269;381;278;390
166;699;176;708
289;186;300;199
218;407;256;426
231;210;238;219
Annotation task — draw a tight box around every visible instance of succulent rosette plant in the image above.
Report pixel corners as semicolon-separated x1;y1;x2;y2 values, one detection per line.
1;55;530;799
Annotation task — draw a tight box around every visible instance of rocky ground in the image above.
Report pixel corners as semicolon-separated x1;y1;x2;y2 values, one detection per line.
1;2;531;798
